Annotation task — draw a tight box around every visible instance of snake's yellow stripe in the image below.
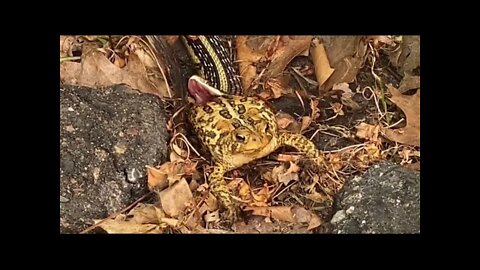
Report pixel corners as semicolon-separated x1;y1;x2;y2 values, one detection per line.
182;35;243;95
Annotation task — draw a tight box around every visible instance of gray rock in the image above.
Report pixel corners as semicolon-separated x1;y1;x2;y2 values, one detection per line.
60;84;169;233
332;162;420;234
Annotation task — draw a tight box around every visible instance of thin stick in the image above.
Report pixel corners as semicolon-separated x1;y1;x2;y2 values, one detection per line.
80;192;153;234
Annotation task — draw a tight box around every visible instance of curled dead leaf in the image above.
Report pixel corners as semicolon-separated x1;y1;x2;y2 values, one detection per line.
310;38;335;88
244;206;270;217
60;36;76;58
334;82;361;111
264;162;300;186
382;85;420;146
98;219;162;234
60;49;169;97
331;102;344;116
318;36;367;93
300;116;312;133
276;112;294;129
398;74;420;94
276;154;301;163
128;204;159;224
158;179;193;218
147;160;198;190
251;185;270;205
264;36;313;79
146;165;168;191
356;123;380;143
270;206;295;223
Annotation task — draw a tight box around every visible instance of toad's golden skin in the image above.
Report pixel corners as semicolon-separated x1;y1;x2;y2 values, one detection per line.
189;94;329;220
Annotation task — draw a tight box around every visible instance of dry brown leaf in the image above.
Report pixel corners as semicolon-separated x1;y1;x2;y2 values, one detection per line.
332;82;351;93
239;181;252;200
276;112;301;133
265;78;284;99
234;216;276;234
205;193;219;212
236;36;312;91
402;36;420;73
146;165;168;191
60;36;76;58
354;143;382;167
251;185;270;205
319;36;364;66
147;160;198;190
321;56;364;94
265;163;299;186
291;206;311;223
264;36;313;79
160;218;180;227
367;35;396;48
356;123;380;142
226;178;245;190
158;179;193;218
60;49;169;97
275;162;300;186
327;153;343;171
334;82;361;111
398;74;420;94
382;85;420;146
331;102;344;116
300;116;312;133
236;36;271;90
305;190;330;203
307;214;322;230
276;112;294;129
317;36;367;93
270;206;296;223
113;54;126;68
310;38;335;87
189;179;200;192
130;204;161;224
198;202;209;215
286;161;300;174
244;206;270;217
97;217;163;234
204;210;220;223
310;98;321;121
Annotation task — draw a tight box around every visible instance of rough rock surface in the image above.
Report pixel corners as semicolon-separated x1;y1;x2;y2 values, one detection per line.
60;84;168;233
331;162;420;234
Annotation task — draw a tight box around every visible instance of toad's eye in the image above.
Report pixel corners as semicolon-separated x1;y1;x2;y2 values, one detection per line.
236;134;246;142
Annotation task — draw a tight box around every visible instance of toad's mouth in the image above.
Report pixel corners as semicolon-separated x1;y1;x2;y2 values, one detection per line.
188;75;223;104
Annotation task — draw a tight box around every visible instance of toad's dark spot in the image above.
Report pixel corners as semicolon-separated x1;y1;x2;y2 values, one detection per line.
237;104;246;114
232;121;241;128
207;130;217;138
203;105;213;113
219;109;232;119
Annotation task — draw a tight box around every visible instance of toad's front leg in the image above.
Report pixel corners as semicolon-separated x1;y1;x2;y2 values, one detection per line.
208;163;238;221
278;132;327;168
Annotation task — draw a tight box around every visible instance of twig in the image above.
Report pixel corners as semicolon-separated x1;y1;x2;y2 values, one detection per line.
80;192;153;234
60;56;81;63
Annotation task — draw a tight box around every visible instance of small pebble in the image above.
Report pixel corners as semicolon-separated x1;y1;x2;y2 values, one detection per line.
330;210;346;224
